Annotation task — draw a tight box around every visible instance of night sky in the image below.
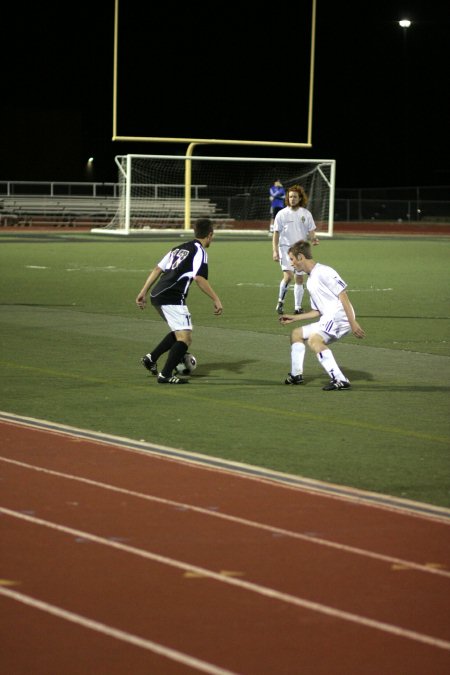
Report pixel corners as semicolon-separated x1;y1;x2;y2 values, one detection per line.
2;1;449;188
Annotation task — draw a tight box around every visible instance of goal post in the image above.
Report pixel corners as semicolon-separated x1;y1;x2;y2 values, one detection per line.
91;154;336;236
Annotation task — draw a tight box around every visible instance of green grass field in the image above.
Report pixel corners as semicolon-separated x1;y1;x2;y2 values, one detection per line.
1;231;449;507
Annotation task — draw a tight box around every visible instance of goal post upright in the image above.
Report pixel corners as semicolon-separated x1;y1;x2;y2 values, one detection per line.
125;154;132;235
104;1;335;236
328;159;336;237
112;0;317;149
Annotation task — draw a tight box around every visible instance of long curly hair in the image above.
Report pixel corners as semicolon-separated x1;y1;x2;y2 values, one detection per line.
285;184;308;207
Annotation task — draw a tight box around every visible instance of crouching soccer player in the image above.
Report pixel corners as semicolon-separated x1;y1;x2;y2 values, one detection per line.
279;240;365;390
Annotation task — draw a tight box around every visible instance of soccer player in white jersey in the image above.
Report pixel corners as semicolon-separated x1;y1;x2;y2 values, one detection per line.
272;184;319;315
279;240;365;390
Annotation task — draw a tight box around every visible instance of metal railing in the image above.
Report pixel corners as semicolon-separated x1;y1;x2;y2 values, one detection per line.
334;198;450;222
0;180;118;198
1;181;449;223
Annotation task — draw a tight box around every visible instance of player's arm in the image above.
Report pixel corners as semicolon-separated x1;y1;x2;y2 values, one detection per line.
194;275;223;315
272;230;280;260
338;290;365;338
136;266;163;309
279;309;320;324
308;228;319;246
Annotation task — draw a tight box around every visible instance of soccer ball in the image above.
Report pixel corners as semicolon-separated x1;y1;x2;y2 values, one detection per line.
174;352;197;376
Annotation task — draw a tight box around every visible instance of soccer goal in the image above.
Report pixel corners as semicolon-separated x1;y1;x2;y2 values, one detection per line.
91;154;336;236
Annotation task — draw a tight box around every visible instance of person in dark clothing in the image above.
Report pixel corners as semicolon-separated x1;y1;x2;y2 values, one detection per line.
136;219;223;384
269;178;286;233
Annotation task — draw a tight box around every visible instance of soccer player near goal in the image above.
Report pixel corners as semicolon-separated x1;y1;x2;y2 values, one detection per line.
279;240;365;390
136;218;223;384
272;184;319;315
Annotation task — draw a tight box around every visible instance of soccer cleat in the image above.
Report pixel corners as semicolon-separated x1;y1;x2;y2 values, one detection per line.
157;374;189;384
322;379;351;391
276;302;284;315
294;308;304;315
284;373;304;385
141;355;158;375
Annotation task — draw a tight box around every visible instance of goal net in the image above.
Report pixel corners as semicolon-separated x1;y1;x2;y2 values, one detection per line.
92;154;336;236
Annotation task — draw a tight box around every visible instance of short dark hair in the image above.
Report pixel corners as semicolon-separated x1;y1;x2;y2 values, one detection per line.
288;240;313;259
194;218;214;239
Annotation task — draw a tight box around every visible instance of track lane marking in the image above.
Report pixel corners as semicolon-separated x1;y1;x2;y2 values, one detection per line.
0;586;237;675
2;414;450;519
1;507;449;652
1;456;448;579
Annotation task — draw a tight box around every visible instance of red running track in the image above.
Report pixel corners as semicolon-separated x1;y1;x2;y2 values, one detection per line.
0;414;449;675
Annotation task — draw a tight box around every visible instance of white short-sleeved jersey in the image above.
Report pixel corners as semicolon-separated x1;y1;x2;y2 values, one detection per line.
305;262;355;340
274;206;316;273
274;206;316;247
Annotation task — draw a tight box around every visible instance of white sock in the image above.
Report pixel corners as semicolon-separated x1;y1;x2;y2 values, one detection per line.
291;342;306;375
279;280;289;303
316;349;347;382
294;284;304;310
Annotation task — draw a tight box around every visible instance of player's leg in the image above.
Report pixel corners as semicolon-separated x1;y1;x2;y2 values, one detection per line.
157;306;192;383
269;207;274;234
159;334;189;379
284;326;306;384
276;263;293;314
293;272;305;314
141;307;176;375
307;332;350;390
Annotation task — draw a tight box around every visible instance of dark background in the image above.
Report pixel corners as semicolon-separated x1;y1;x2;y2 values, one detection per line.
2;1;449;188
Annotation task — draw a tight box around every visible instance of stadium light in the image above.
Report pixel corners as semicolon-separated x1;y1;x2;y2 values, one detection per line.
86;157;94;179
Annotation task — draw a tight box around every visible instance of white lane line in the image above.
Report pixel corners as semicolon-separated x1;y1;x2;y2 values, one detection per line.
2;411;448;523
1;456;449;579
0;586;237;675
1;507;449;652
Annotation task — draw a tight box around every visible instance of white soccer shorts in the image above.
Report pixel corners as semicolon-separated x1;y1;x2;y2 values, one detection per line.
302;318;352;344
160;305;193;332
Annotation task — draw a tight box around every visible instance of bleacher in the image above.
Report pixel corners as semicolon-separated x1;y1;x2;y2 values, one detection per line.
0;195;119;227
125;198;217;219
0;195;220;228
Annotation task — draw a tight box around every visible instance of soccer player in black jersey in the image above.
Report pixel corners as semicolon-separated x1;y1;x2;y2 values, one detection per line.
136;219;223;384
